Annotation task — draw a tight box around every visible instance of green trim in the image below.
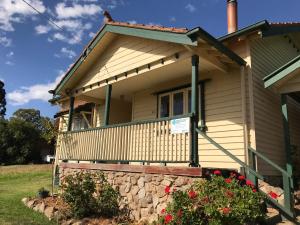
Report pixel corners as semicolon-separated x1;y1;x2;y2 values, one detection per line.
219;20;269;42
103;84;112;126
63;114;192;134
263;55;300;88
67;96;75;132
58;159;190;164
54;23;245;95
190;27;246;66
263;25;300;37
190;55;199;167
54;24;197;94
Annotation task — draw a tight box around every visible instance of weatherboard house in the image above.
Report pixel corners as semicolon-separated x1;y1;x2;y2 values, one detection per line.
50;1;300;220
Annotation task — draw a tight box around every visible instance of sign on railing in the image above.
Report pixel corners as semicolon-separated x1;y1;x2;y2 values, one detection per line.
170;117;190;134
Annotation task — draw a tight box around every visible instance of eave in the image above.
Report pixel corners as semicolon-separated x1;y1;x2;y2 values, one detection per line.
53;23;245;97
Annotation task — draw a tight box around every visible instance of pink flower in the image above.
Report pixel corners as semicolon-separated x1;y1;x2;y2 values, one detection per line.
214;170;221;175
269;191;278;199
225;178;232;183
165;186;171;194
238;175;245;180
161;208;166;214
188;190;197;199
246;180;254;187
164;214;173;224
222;207;231;214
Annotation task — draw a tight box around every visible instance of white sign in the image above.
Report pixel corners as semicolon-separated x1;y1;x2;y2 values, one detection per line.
170;117;190;134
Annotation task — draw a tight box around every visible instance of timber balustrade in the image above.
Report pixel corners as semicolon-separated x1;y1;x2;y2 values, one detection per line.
56;115;191;163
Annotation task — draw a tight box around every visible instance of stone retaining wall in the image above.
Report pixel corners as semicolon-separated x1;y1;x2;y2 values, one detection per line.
59;163;204;222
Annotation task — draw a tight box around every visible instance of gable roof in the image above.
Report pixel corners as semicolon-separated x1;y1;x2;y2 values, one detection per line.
219;20;300;42
263;54;300;88
52;21;245;96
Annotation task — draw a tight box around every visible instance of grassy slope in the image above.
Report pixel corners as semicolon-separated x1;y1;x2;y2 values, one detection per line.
0;165;56;225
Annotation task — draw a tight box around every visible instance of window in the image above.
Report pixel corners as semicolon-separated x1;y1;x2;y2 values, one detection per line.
158;85;202;118
173;92;184;116
160;95;170;118
72;112;93;131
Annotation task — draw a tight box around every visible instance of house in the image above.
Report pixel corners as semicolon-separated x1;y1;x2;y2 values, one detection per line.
50;0;300;218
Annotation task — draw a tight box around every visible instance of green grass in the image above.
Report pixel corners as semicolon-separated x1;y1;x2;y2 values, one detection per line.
0;165;57;225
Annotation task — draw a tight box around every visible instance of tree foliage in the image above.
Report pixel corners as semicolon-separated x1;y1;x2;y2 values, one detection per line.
0;80;6;119
0;108;57;165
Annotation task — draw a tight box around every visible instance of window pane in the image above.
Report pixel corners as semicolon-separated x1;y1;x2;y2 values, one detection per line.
173;92;184;116
160;95;170;118
188;90;191;113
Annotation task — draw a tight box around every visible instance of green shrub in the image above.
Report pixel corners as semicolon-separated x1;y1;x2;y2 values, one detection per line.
158;171;265;225
61;171;120;219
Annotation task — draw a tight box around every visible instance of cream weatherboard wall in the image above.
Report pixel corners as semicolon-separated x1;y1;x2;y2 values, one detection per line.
288;98;300;176
250;35;300;175
132;68;245;170
75;35;185;90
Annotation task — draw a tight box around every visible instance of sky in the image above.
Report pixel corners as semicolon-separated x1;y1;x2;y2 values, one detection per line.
1;0;300;119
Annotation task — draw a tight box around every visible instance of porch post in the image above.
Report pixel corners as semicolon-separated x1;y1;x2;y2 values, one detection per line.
190;55;199;167
281;94;293;176
67;96;75;131
104;84;112;126
281;93;294;215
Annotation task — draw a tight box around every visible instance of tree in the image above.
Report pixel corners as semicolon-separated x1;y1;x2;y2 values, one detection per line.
0;109;57;165
0;80;6;119
12;109;56;144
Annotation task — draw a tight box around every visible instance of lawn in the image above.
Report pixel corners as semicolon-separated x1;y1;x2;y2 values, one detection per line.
0;164;57;225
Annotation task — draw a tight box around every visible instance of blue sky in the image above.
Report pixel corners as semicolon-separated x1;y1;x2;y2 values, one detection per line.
1;0;300;118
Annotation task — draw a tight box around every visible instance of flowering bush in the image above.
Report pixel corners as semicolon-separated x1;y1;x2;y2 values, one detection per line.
158;171;265;225
61;172;120;219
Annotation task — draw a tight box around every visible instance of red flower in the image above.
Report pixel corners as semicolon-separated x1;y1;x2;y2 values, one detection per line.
164;214;173;224
238;175;245;180
253;189;257;193
161;208;166;214
225;178;232;183
214;170;221;175
269;191;278;199
222;207;231;214
188;190;197;199
165;186;171;194
177;209;183;217
246;180;254;187
226;190;234;198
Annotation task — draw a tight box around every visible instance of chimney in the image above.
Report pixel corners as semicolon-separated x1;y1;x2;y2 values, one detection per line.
227;0;238;33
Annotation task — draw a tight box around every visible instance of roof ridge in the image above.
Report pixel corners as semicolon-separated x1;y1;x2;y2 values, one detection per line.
106;21;188;33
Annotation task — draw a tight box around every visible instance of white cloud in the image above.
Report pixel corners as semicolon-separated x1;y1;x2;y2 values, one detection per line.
89;32;95;38
55;3;102;19
35;24;51;34
6;51;13;57
185;3;196;13
7;72;64;106
0;35;12;47
54;47;76;59
0;0;46;32
5;60;14;66
128;20;137;24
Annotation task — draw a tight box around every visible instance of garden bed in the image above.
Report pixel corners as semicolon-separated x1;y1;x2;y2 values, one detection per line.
22;196;132;225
